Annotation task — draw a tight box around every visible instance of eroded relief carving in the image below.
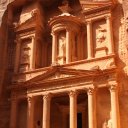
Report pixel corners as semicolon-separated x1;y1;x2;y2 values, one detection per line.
102;119;112;128
96;28;106;48
57;31;66;64
19;8;38;25
19;39;31;72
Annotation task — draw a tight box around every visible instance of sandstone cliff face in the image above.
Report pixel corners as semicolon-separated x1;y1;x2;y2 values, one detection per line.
0;0;9;25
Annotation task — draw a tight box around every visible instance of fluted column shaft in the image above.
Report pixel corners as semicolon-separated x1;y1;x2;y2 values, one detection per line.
69;91;77;128
87;21;93;59
87;88;96;128
52;32;57;64
106;16;114;54
42;94;51;128
109;85;120;128
27;97;35;128
10;98;18;128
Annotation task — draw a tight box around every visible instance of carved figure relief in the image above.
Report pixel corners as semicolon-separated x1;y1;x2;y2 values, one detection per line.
20;39;31;72
102;119;112;128
58;36;66;57
96;28;106;48
57;31;66;64
20;43;30;64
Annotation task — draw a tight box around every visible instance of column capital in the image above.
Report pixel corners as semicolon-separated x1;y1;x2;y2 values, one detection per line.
51;30;58;36
10;97;17;103
87;87;95;95
68;90;78;97
109;84;117;92
105;15;112;20
108;81;118;92
86;20;92;25
27;96;35;103
43;93;52;100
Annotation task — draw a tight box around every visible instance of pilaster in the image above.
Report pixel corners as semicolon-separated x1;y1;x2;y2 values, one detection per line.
105;15;114;54
86;20;93;59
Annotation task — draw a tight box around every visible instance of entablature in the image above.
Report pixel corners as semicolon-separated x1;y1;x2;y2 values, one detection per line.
8;66;117;100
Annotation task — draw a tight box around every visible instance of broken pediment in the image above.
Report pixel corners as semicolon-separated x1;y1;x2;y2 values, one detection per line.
79;0;113;12
15;17;36;32
25;66;102;84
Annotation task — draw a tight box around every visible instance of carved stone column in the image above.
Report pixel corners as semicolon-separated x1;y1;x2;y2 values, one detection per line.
14;39;21;73
27;96;35;128
52;32;57;64
106;16;114;54
87;88;96;128
42;94;51;128
69;91;77;128
30;36;36;69
109;84;120;128
87;21;93;59
10;98;18;128
66;29;71;63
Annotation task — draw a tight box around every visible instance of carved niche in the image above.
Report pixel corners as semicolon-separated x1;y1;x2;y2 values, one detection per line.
93;19;108;57
57;31;66;64
19;38;31;72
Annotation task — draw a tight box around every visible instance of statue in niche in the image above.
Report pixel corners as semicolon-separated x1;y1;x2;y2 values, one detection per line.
57;32;66;64
102;119;112;128
96;28;106;48
58;33;66;57
102;111;112;128
20;43;30;64
20;41;31;72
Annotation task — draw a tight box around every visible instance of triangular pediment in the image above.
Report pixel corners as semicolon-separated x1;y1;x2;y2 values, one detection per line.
79;0;113;11
25;66;101;84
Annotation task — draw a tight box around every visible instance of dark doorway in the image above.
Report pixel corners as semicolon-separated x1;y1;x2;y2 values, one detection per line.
77;113;82;128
